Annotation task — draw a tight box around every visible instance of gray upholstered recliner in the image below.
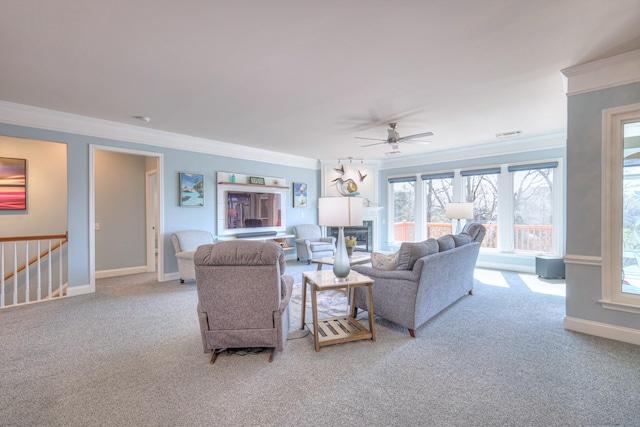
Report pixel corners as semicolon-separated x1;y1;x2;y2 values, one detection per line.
171;230;215;283
293;224;336;264
194;240;293;364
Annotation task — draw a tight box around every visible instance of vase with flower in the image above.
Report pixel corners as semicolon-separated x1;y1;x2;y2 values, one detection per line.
345;235;357;257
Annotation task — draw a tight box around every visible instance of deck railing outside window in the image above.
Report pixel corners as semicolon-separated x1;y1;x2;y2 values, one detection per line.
393;222;551;252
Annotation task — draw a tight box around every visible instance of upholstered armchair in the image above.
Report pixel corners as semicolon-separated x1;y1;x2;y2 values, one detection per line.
293;224;336;264
194;240;293;364
171;230;215;283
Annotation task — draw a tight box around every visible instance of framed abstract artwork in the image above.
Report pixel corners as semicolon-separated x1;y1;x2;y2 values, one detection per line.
179;172;205;206
293;182;307;208
0;157;27;210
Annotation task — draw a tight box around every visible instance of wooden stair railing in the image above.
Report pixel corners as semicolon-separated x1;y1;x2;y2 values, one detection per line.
1;233;68;282
0;232;68;308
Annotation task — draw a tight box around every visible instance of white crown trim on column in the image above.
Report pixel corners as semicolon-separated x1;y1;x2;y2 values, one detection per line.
0;100;319;169
561;49;640;96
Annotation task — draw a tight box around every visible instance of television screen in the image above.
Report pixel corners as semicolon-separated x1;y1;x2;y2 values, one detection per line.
226;191;281;229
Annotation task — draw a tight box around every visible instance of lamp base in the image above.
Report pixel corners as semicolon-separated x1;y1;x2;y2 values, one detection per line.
333;276;350;283
332;226;351;280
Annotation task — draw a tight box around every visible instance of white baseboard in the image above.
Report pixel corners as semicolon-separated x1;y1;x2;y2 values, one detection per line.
66;283;94;297
95;266;147;279
564;316;640;346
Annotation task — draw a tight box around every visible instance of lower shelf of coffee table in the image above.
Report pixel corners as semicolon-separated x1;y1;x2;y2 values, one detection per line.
307;315;373;348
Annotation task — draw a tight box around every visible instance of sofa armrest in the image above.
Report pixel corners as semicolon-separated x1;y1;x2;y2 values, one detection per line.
319;236;336;245
175;251;196;260
352;265;420;282
278;275;294;313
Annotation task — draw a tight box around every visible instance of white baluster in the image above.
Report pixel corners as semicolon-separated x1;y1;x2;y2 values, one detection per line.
24;241;29;303
58;239;62;297
1;243;4;308
13;241;17;306
36;240;41;301
48;240;52;299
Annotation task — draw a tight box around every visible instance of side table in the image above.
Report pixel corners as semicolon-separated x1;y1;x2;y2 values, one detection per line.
301;270;376;352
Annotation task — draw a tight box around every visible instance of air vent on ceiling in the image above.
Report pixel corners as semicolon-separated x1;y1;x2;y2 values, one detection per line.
385;150;402;156
496;130;522;139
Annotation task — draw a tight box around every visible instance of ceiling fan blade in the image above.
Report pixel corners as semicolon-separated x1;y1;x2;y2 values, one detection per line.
355;136;387;142
361;141;388;147
398;131;434;142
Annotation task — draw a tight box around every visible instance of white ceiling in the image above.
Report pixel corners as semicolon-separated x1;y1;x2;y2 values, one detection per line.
1;1;640;162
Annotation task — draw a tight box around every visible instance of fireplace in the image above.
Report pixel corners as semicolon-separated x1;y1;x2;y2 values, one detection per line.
328;220;373;253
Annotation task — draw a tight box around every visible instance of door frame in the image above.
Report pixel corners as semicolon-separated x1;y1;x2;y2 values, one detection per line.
89;145;164;290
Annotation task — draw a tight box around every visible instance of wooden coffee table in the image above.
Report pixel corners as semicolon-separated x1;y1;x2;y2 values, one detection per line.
301;270;375;352
312;253;371;270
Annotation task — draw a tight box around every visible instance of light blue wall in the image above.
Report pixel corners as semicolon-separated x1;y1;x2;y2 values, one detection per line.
566;81;640;329
379;146;566;270
0;122;320;288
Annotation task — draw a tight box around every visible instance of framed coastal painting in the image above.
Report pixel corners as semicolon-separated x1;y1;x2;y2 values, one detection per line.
293;182;307;208
0;157;27;210
179;172;205;207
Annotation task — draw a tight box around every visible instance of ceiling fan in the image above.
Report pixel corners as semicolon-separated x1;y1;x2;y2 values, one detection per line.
356;123;433;150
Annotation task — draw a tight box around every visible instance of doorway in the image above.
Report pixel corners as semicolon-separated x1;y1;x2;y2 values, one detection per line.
90;146;163;288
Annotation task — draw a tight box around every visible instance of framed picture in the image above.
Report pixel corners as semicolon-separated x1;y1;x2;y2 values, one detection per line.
179;172;205;206
0;157;27;210
293;182;307;208
249;176;265;185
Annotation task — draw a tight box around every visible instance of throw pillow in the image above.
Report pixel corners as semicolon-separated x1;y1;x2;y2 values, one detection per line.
371;251;398;270
396;240;439;270
437;235;456;252
452;233;472;247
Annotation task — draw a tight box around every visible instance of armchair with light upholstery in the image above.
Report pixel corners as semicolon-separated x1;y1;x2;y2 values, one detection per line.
194;240;293;364
293;224;336;264
171;230;215;283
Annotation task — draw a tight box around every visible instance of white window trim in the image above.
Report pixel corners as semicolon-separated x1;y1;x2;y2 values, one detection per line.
601;103;640;313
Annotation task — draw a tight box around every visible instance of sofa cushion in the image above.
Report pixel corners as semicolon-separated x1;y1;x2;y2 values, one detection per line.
437;235;456;252
452;233;472;247
309;242;334;252
371;251;399;270
396;239;439;270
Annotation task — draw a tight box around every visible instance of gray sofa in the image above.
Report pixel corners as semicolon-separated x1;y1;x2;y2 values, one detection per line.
352;222;486;337
194;240;293;364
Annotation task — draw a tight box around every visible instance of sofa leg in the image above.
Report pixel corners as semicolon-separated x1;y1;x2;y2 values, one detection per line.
408;329;416;338
209;352;218;365
468;290;473;295
268;348;275;363
180;279;185;284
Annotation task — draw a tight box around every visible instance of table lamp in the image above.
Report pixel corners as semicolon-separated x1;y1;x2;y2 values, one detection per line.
318;197;363;282
445;202;474;234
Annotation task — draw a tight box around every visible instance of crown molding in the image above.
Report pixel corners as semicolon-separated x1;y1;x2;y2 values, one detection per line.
561;49;640;96
378;133;566;170
0;100;319;170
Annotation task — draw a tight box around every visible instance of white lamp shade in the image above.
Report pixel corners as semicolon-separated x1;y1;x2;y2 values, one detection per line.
445;202;474;220
318;197;363;227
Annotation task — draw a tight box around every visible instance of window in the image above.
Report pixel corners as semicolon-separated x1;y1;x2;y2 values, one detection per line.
421;172;454;239
388;177;416;242
602;104;640;313
462;168;500;248
621;122;640;297
509;162;557;253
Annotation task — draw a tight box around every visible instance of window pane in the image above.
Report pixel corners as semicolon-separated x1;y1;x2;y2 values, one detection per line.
622;121;640;296
513;168;554;252
465;173;497;248
391;181;415;242
423;176;453;239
